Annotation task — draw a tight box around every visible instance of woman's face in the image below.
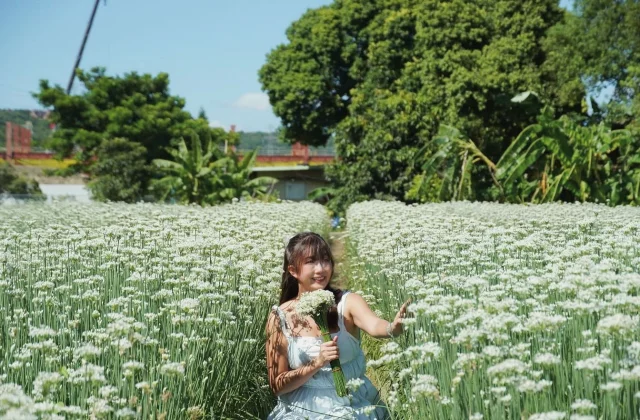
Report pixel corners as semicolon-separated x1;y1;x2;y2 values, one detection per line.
289;253;333;294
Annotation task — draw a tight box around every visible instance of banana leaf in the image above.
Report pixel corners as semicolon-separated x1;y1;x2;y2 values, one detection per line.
499;140;546;187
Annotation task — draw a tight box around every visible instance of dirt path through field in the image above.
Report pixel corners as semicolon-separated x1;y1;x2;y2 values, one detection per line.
328;231;349;289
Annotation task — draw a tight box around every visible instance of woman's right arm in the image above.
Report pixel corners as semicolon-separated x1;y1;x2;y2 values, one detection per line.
266;313;339;397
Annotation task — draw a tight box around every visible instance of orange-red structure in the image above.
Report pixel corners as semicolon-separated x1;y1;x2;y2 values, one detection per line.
1;141;334;165
4;122;32;158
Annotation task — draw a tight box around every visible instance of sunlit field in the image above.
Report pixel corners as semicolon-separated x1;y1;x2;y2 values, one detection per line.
0;201;328;419
347;201;640;420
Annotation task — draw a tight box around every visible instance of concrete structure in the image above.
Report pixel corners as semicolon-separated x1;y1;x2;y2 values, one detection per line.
247;142;334;201
252;165;328;201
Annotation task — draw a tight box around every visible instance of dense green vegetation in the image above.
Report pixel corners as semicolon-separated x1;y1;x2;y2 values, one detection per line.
149;132;278;205
30;67;278;204
8;0;638;209
260;0;640;212
0;162;45;200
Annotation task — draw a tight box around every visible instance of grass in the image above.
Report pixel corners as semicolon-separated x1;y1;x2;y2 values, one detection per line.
11;158;76;169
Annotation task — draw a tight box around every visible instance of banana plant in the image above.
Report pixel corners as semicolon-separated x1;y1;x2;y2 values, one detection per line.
151;131;223;204
407;124;501;202
495;106;567;202
409;90;640;205
495;104;637;204
206;148;278;203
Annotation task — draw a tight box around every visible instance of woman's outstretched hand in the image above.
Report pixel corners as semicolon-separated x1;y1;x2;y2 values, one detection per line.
389;299;411;337
315;335;340;367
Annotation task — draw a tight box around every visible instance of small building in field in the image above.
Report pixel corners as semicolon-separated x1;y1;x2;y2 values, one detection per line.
251;164;329;201
246;142;334;201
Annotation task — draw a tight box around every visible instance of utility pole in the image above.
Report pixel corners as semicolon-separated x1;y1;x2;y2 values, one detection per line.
66;0;103;94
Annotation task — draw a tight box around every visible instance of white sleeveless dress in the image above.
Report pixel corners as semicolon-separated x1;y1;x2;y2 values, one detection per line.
267;291;389;420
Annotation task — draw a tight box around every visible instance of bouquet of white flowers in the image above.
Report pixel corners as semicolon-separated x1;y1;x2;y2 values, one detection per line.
296;290;348;397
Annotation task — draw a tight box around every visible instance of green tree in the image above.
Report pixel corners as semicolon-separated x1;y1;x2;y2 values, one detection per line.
406;124;500;203
544;0;640;126
494;106;640;205
0;162;46;201
259;4;362;146
261;0;579;213
197;107;208;121
33;67;229;172
87;138;152;203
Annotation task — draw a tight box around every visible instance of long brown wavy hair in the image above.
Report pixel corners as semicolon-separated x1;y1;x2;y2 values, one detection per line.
280;232;343;330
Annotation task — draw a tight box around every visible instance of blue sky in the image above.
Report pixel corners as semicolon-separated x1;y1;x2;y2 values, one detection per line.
1;0;573;132
0;0;331;132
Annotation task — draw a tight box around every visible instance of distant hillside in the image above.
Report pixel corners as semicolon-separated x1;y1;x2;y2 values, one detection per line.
237;131;334;154
0;114;334;155
238;131;279;149
0;109;53;149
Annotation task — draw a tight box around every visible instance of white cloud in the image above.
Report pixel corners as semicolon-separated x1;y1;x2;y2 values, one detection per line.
233;92;271;111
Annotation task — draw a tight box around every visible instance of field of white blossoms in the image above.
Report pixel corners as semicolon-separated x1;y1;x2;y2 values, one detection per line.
348;201;640;420
0;201;328;419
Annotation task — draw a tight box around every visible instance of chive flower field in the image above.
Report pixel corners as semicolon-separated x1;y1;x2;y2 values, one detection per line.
347;201;640;420
0;201;328;419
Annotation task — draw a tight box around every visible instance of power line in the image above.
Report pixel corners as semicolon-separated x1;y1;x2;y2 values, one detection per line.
66;0;104;94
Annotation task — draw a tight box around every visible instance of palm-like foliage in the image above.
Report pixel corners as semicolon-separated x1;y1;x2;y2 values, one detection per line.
496;107;638;204
410;92;640;206
406;125;499;202
151;133;278;205
206;149;277;203
151;132;223;204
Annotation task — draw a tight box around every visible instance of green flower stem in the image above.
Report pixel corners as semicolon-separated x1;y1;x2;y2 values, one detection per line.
315;312;348;397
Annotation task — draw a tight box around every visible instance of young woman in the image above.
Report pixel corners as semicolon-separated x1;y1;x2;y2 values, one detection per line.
266;232;410;419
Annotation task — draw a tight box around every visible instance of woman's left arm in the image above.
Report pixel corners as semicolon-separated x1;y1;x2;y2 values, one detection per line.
346;293;411;339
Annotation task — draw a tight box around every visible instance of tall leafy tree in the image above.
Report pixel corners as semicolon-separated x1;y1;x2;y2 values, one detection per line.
406;124;499;203
151;132;224;204
87;138;152;203
494;106;640;205
544;0;640;126
33;67;229;172
261;0;579;213
259;4;366;146
410;93;640;205
151;133;277;205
